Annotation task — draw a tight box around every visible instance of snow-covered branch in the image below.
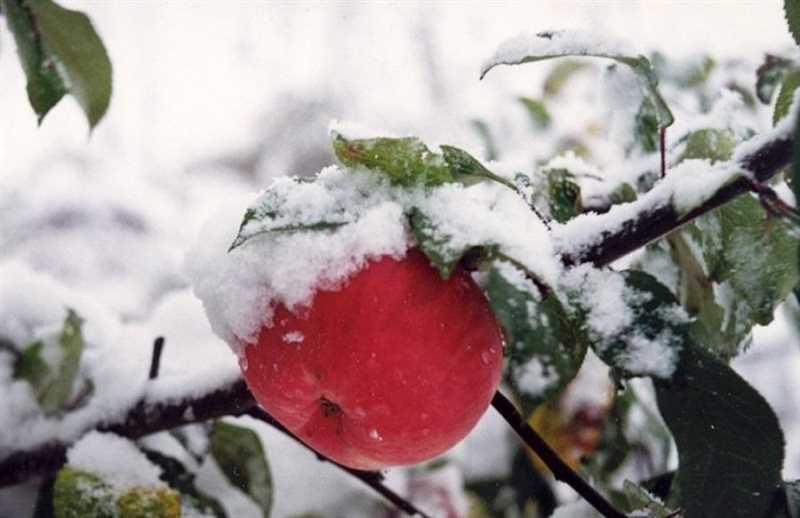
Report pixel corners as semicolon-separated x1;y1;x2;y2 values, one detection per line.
556;122;794;267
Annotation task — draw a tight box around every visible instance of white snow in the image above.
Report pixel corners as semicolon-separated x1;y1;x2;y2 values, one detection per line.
67;431;165;492
481;29;637;78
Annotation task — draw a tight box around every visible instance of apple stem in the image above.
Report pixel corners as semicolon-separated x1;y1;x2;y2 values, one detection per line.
148;336;165;380
491;391;628;518
246;407;433;518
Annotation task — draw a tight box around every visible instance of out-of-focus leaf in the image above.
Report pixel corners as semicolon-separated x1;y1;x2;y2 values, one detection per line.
469;119;498;161
486;261;586;415
655;344;784;518
774;69;800;125
633;97;659;153
481;30;674;130
756;55;793;104
439;145;515;190
607;182;637;205
678;128;736;164
545;169;582;223
2;0;112;128
13;308;85;415
518;96;551;130
332;133;452;187
785;0;800;47
543;60;589;97
210;420;273;517
116;488;182;518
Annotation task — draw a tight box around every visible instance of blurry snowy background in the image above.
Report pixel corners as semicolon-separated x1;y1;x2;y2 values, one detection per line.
2;1;800;517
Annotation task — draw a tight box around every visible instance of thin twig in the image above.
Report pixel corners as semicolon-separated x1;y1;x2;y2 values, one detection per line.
246;407;431;518
491;391;628;518
149;336;165;380
660;128;667;178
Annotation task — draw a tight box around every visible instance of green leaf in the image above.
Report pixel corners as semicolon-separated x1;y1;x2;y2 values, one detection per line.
756;55;793;104
655;343;784;518
14;308;86;415
481;31;674;130
696;195;799;326
439;145;520;193
678;128;737;164
53;467;115;518
786;0;800;47
409;209;470;280
543;60;589;97
210;421;273;517
3;0;112;129
621;480;675;517
470;119;498;161
2;0;67;123
228;179;352;251
332;133;452;187
607;182;637;205
774;68;800;125
486;261;586;414
545;169;581;223
571;270;686;379
633;96;660;153
793;100;800;207
518;97;551;130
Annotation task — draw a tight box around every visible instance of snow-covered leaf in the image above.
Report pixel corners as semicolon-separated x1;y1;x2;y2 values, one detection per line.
53;466;181;518
332;133;452;187
655;343;784;518
785;0;800;47
481;30;674;130
633;97;660;153
756;55;792;104
545;169;582;223
2;0;112;129
210;421;273;517
409;209;473;279
774;69;800;125
13;308;85;415
567;269;686;379
486;261;586;414
677;129;736;164
621;480;675;517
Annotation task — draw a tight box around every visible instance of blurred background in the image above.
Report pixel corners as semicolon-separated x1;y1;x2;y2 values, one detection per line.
1;1;799;517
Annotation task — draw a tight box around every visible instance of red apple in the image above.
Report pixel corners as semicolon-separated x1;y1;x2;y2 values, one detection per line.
240;248;504;470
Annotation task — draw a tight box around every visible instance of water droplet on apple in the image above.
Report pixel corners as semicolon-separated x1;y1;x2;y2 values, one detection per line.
369;429;383;441
480;351;490;364
272;363;278;372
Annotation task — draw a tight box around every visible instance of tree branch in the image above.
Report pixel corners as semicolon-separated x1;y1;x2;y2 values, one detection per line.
491;391;627;518
560;131;792;267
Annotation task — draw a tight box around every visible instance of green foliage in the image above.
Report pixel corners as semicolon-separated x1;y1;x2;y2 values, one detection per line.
408;209;469;279
53;467;181;518
633;97;660;153
774;69;800;125
655;344;785;518
545;169;581;223
587;270;686;379
1;0;112;129
486;262;586;415
13;308;86;415
756;55;793;104
785;0;800;47
542;60;588;97
53;468;115;518
332;133;452;187
517;97;551;130
678;128;736;163
210;421;273;517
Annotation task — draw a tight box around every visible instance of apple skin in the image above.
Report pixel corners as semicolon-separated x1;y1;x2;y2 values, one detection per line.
240;248;504;470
